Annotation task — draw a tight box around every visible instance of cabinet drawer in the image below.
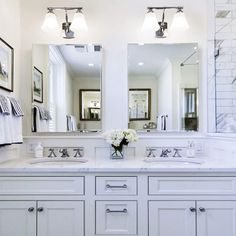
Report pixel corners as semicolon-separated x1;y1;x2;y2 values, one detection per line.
96;201;137;235
96;177;137;195
0;177;84;195
148;177;236;195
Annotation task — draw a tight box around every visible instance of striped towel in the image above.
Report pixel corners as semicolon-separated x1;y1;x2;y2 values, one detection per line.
9;97;24;117
0;95;10;115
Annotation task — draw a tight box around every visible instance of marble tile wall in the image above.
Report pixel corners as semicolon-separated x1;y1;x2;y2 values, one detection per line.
214;0;236;132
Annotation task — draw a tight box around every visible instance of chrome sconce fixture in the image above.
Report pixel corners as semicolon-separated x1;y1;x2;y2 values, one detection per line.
41;7;88;39
142;7;189;38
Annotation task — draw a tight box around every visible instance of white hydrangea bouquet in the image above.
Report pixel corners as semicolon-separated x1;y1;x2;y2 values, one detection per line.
103;129;138;159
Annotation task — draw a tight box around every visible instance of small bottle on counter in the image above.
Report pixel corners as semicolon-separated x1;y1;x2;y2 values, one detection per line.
186;141;195;158
35;142;43;158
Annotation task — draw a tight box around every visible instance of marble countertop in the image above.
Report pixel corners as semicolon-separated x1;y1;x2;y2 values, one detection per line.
0;156;236;174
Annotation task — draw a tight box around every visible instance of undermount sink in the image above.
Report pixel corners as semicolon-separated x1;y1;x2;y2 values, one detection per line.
29;158;88;165
143;157;204;165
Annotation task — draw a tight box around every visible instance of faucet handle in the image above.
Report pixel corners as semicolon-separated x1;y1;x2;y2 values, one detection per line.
173;148;182;158
48;148;57;158
146;147;157;158
73;147;84;158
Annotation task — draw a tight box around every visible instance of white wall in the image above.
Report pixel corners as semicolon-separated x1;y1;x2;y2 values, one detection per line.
157;61;173;130
72;77;101;130
0;0;22;160
32;44;49;108
1;0;213;160
19;0;208;135
129;75;157;129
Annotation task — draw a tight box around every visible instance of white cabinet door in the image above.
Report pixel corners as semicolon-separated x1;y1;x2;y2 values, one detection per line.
197;201;236;236
96;201;137;235
0;201;36;236
149;201;196;236
37;201;84;236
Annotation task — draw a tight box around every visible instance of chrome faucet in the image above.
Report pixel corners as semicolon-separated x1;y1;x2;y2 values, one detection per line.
59;148;69;158
173;148;182;158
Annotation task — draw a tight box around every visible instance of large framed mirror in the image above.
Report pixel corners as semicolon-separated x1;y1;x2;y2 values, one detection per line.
32;44;102;133
128;43;199;132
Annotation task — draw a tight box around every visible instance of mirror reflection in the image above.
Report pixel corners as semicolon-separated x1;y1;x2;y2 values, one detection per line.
128;43;199;132
80;89;101;121
32;44;102;133
129;89;151;120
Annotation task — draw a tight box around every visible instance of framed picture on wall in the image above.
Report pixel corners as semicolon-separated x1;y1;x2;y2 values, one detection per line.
33;66;43;103
0;38;14;92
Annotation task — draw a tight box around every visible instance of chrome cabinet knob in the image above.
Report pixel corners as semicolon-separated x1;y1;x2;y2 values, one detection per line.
199;207;206;212
37;207;44;212
189;207;196;212
28;207;34;212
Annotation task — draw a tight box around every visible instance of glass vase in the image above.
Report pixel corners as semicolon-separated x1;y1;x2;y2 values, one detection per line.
110;146;125;159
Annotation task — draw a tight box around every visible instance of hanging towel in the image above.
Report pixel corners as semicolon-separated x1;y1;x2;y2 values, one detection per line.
9;97;24;117
0;98;13;146
10;115;23;144
71;115;77;131
67;115;77;131
0;95;10;115
0;97;23;146
34;105;52;120
32;106;50;132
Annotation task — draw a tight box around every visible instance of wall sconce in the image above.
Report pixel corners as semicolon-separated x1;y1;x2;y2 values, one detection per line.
41;7;88;39
142;7;189;38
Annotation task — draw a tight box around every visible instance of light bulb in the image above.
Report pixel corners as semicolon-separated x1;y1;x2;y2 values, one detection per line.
142;9;158;31
171;9;189;31
70;9;88;32
41;9;59;32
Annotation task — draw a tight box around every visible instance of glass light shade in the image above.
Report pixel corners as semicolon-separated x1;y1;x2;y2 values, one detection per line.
142;10;158;31
170;10;189;31
70;10;88;32
41;11;59;32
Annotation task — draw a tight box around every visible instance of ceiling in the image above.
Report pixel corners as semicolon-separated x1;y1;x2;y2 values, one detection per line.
128;43;198;77
58;44;102;78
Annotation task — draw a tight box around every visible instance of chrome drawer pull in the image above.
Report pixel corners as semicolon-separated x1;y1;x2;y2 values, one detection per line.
106;208;128;213
106;184;127;189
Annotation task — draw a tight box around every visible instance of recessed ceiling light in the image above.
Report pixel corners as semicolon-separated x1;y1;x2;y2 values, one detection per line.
194;46;198;50
138;43;145;46
88;63;94;67
138;62;144;66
